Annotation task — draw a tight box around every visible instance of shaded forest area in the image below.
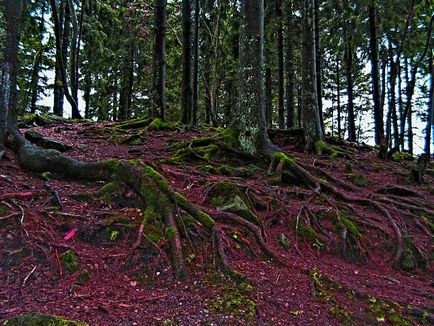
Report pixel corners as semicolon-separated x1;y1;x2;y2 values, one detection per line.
1;0;434;325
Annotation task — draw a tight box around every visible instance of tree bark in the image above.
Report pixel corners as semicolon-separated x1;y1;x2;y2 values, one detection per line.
276;0;284;129
0;0;23;142
181;0;193;124
285;0;295;129
336;54;342;140
425;50;433;158
152;0;167;120
119;21;135;121
301;0;324;149
192;0;200;126
314;0;324;135
49;0;80;119
53;0;67;117
344;19;356;142
238;0;276;158
369;1;384;147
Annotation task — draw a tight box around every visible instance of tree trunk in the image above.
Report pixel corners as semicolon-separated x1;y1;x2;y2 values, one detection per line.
301;0;324;149
53;0;67;117
265;67;272;128
181;0;193;124
152;0;167;120
336;54;342;140
404;58;413;154
67;0;81;119
399;15;433;149
119;22;135;121
192;0;200;126
49;0;80;119
238;0;276;157
425;50;433;158
314;0;324;135
285;0;295;129
0;0;23;142
344;19;356;142
369;1;384;147
276;0;284;129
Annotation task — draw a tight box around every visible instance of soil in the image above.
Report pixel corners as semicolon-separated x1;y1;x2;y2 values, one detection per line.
0;121;433;325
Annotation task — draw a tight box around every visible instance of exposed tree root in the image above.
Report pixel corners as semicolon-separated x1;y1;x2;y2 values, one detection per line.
5;131;282;279
171;131;432;271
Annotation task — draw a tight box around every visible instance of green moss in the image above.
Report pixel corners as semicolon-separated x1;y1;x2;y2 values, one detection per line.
296;216;323;250
314;140;347;158
77;269;90;285
349;173;369;187
147;118;174;131
143;221;165;244
98;181;122;202
60;250;79;273
3;313;88;326
278;233;290;249
206;182;259;225
399;236;428;272
174;192;215;229
165;226;177;241
391;151;414;162
206;273;257;323
0;204;10;216
172;144;219;163
218;127;240;150
270;152;297;168
367;297;412;325
115;117;153;130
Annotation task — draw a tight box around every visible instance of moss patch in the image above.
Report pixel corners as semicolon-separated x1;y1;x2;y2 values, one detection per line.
60;250;79;273
3;312;88;325
296;215;323;250
0;204;10;216
391;151;414;162
205;272;257;323
206;181;259;225
348;173;369;187
399;236;427;272
314;140;348;158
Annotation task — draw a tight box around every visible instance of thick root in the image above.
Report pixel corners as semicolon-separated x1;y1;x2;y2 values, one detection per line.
7;132;282;279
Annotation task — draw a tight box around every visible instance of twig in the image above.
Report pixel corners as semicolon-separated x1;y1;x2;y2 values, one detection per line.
22;265;37;286
55;249;63;277
0;212;20;221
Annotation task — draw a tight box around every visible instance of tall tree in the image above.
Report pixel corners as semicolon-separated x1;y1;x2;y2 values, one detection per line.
284;0;295;129
301;0;324;149
181;0;193;124
0;0;24;141
237;0;275;158
276;0;284;129
53;0;68;117
192;0;200;126
343;11;356;142
425;50;433;159
369;0;384;148
152;0;167;119
49;0;81;119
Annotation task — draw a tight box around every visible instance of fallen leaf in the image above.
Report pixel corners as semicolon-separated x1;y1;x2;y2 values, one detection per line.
64;228;77;241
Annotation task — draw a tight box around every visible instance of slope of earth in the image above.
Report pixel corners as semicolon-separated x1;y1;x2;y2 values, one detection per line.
0;120;433;325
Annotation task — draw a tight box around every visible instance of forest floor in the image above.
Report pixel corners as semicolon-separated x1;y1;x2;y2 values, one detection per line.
0;120;433;325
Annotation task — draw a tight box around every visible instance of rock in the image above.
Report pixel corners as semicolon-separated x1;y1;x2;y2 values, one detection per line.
278;233;290;249
25;130;72;152
3;312;88;325
206;181;259;225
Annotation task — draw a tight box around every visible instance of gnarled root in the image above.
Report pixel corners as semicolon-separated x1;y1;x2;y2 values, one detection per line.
7;132;282;279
